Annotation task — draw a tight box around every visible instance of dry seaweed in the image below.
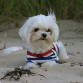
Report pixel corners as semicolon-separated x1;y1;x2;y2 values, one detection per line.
71;62;83;67
0;67;45;81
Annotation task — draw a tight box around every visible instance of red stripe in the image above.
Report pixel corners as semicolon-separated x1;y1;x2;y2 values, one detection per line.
27;47;56;58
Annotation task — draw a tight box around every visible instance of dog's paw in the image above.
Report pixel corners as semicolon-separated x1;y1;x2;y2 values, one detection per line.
24;62;38;69
60;59;69;64
41;61;56;67
59;56;69;64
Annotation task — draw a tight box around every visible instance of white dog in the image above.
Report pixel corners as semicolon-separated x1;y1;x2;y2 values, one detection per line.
19;13;69;69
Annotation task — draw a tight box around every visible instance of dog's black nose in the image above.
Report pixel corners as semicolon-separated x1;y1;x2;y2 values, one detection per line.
42;33;47;38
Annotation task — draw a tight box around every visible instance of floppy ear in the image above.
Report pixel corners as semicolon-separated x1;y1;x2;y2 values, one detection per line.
19;19;29;41
19;16;37;41
48;11;59;42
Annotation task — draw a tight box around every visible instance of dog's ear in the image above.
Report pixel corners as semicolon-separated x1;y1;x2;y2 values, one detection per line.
19;19;29;41
19;16;36;41
48;11;59;42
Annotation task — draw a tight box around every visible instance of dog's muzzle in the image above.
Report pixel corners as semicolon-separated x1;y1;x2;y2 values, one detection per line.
42;33;47;38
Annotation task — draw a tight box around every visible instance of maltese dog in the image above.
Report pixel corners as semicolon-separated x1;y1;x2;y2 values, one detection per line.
19;13;69;69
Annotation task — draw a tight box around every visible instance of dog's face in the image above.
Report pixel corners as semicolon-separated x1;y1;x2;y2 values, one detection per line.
30;26;53;45
19;14;59;52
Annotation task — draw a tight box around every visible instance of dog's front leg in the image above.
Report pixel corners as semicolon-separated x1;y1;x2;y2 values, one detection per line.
41;61;57;67
24;62;38;69
58;41;69;63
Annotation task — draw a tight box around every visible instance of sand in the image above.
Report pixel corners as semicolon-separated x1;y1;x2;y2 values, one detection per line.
0;20;83;83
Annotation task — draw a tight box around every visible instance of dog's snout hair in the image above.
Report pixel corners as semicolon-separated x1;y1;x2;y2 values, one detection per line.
42;33;47;38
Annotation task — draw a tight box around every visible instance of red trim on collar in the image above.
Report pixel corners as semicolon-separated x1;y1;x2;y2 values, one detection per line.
27;47;55;58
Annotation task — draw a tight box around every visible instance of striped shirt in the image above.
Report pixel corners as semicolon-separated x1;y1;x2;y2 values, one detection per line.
26;42;60;63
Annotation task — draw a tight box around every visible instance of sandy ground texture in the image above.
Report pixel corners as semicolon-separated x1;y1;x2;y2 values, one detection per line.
0;20;83;83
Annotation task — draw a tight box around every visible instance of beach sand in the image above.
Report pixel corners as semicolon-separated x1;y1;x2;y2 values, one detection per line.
0;20;83;83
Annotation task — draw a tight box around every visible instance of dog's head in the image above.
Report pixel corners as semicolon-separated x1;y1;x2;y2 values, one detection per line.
19;13;59;51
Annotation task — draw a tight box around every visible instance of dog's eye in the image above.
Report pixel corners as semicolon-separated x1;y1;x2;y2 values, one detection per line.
34;28;39;32
46;29;51;32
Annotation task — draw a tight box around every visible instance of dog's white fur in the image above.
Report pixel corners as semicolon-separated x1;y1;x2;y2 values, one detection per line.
19;13;69;69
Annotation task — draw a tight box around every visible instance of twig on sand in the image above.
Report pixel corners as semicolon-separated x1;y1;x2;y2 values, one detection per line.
0;32;7;50
3;32;7;49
